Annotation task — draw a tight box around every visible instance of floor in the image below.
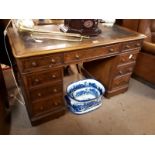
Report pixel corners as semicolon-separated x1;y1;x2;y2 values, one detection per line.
3;68;155;135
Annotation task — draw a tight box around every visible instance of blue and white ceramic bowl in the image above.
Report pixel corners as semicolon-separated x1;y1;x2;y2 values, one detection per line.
66;79;105;114
72;87;100;101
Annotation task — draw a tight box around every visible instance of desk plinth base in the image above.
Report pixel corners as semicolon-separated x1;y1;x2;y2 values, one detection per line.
30;108;66;126
105;86;128;98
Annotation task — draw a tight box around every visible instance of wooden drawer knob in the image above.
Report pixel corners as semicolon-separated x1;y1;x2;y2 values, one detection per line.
121;58;126;62
52;74;56;78
119;70;123;75
115;81;120;86
31;61;37;67
53;89;57;93
126;45;130;49
40;106;43;110
37;93;42;97
128;68;132;72
75;54;80;59
54;102;59;106
34;78;39;83
51;58;56;63
109;48;114;52
136;43;140;47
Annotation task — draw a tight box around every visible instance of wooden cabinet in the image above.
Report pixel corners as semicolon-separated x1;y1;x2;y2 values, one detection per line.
17;56;65;126
0;65;10;134
7;24;145;125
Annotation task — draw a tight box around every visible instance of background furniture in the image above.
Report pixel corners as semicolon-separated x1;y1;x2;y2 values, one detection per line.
0;65;10;134
7;24;145;125
120;19;155;85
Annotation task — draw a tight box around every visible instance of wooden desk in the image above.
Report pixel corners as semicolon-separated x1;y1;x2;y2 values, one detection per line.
7;24;145;125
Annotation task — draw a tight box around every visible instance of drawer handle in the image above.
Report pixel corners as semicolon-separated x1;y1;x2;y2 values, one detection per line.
53;89;57;93
31;61;37;67
136;43;140;47
131;56;135;60
54;102;59;106
51;58;56;63
129;54;133;59
34;78;39;83
115;81;120;86
37;93;42;97
121;58;126;62
109;48;114;52
126;45;130;49
119;70;123;75
49;64;52;68
52;74;56;78
40;106;44;110
75;54;80;59
128;68;132;72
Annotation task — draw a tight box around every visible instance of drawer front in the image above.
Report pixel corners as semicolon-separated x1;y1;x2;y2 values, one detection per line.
31;94;64;116
64;44;120;63
25;68;62;87
19;53;63;72
118;50;139;65
111;74;131;89
30;82;63;102
122;40;142;51
114;63;135;77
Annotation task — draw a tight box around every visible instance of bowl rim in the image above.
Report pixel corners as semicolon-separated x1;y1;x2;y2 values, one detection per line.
66;79;105;102
72;86;101;102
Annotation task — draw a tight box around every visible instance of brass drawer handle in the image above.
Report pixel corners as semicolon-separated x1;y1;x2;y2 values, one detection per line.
51;58;56;63
31;61;37;67
109;48;114;52
53;89;57;93
37;93;42;97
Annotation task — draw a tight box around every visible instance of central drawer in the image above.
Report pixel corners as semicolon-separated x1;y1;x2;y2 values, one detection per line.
64;43;120;63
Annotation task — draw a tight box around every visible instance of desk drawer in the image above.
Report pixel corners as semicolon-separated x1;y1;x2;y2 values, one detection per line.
111;74;131;89
118;50;139;65
29;82;63;102
64;44;120;63
31;94;64;116
25;68;63;87
19;53;63;72
122;40;141;51
114;63;135;77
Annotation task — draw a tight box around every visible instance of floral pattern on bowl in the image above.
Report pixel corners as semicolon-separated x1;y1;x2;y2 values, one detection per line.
66;79;105;114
